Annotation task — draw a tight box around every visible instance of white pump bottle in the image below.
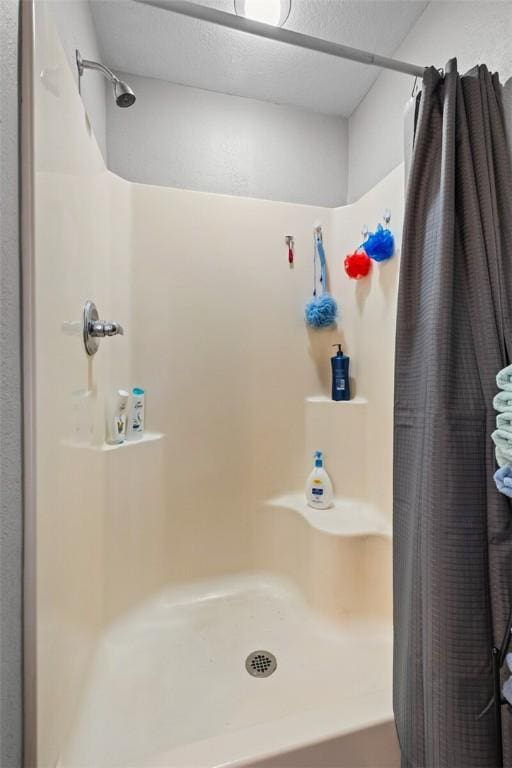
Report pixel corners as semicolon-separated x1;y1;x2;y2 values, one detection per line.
306;451;333;510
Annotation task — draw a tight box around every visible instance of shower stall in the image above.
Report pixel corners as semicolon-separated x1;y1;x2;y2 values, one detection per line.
22;1;407;766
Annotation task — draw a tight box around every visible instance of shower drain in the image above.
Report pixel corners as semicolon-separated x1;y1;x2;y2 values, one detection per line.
245;650;277;678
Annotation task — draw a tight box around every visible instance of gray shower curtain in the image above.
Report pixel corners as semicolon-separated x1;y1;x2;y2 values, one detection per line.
394;61;512;767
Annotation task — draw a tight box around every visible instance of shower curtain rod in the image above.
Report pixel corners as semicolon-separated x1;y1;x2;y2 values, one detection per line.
137;0;426;79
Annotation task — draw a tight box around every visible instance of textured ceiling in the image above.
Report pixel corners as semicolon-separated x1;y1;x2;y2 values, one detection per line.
91;0;428;116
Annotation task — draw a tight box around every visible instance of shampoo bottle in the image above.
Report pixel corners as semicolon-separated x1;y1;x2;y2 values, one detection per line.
306;451;334;510
331;344;350;401
128;387;145;440
107;389;129;445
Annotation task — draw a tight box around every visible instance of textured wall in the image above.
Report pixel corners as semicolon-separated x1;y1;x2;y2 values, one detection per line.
106;74;349;207
0;1;22;767
55;1;512;206
90;0;428;117
348;1;512;202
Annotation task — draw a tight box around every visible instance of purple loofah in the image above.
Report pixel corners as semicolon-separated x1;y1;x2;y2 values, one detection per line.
363;224;395;262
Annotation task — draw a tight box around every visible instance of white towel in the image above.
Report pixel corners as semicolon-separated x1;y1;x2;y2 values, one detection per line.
496;446;508;468
492;429;512;452
504;676;512;706
493;391;512;413
497;412;512;432
497;364;512;391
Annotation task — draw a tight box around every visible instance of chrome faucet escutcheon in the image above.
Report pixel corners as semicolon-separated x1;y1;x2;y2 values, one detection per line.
83;301;124;356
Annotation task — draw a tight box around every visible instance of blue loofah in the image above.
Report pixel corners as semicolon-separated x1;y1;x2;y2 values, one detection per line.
305;293;338;328
363;223;394;262
305;234;338;329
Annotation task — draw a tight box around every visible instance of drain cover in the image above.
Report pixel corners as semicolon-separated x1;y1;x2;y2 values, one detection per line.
245;650;277;678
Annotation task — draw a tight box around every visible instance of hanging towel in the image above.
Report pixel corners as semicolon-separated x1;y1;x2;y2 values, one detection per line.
493;391;512;412
497;412;512;432
504;676;512;706
503;648;512;705
491;428;512;454
491;428;512;450
496;446;508;468
497;364;512;391
494;465;512;498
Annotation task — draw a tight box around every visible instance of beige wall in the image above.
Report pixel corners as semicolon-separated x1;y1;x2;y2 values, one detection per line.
331;175;403;516
34;4;130;764
129;168;402;587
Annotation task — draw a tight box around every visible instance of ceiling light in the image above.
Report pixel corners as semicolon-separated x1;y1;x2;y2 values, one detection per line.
234;0;291;27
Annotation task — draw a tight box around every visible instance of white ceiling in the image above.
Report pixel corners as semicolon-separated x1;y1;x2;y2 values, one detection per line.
91;0;429;117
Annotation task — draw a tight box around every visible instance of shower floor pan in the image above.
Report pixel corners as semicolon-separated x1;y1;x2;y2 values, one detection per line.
60;574;398;768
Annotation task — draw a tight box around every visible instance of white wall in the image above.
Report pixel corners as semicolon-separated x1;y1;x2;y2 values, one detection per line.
107;74;349;207
0;1;22;767
347;1;512;202
48;0;108;160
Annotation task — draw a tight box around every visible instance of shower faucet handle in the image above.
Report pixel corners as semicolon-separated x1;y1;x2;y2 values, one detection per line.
83;301;124;356
106;322;124;336
91;320;124;337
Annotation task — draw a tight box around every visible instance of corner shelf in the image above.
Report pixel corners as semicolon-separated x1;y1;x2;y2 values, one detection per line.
266;493;391;538
305;395;368;499
306;395;368;405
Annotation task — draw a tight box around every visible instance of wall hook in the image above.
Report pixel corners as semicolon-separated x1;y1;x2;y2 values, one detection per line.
285;235;295;266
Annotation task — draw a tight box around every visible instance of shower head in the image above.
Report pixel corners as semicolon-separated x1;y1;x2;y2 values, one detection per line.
76;50;136;109
113;80;136;108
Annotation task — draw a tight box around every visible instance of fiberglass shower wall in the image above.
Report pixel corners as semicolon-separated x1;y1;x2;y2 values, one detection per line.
128;174;402;589
29;1;402;764
32;3;133;764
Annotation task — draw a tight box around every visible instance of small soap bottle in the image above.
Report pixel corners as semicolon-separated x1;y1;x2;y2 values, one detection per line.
128;387;145;440
331;344;350;401
107;389;129;445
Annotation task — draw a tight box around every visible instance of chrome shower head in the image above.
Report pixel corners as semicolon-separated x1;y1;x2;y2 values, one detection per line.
113;79;136;108
76;50;136;109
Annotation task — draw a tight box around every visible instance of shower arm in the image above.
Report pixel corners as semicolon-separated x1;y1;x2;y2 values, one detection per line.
76;50;121;87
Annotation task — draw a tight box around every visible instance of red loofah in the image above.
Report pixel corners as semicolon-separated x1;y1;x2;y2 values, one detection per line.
344;250;371;280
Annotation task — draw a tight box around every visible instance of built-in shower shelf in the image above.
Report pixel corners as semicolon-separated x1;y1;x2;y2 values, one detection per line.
305;395;368;500
266;494;391;538
306;395;368;405
100;432;164;451
66;432;165;452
